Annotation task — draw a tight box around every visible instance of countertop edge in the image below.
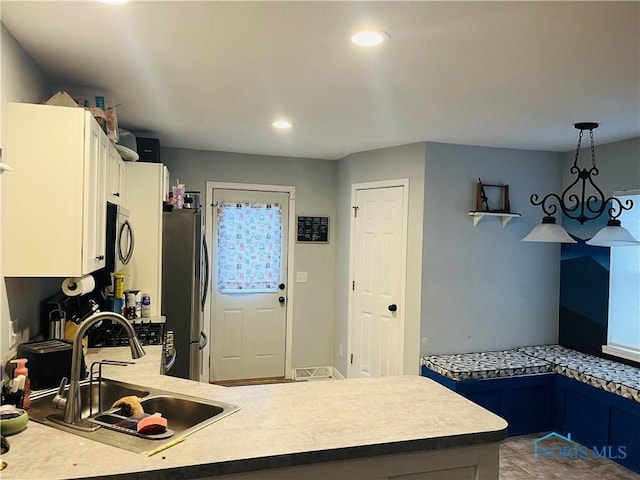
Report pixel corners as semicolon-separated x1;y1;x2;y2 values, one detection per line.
83;428;508;480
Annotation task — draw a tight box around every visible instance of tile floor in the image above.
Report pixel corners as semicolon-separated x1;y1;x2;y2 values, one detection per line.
500;433;639;479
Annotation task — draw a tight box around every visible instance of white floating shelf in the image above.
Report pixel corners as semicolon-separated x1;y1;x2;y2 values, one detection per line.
468;211;521;227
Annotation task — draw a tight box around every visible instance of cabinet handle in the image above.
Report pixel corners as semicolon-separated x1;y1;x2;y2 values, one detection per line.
96;255;105;260
114;192;120;197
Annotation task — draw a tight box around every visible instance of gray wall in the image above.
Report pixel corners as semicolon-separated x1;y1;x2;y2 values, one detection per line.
161;147;338;370
1;25;50;147
420;142;563;355
334;143;426;376
1;24;58;363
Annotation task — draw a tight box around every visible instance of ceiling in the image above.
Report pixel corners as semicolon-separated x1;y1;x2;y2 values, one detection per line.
2;1;639;160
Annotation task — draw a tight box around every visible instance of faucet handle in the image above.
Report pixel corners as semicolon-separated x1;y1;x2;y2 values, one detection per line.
52;377;68;410
56;377;68;395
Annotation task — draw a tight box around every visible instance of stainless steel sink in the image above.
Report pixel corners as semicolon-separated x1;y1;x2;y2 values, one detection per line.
29;378;150;421
139;395;225;433
29;378;240;454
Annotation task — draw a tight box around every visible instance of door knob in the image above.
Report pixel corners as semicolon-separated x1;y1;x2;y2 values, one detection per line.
388;304;397;312
279;296;286;305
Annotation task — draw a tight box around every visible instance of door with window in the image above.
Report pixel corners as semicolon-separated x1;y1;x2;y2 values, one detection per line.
210;189;289;381
349;183;407;378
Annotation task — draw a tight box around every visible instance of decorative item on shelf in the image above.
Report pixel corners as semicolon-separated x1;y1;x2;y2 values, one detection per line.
45;91;78;107
45;91;119;142
468;178;521;227
523;123;639;246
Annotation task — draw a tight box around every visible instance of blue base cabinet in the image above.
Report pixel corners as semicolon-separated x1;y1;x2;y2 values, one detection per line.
420;367;555;436
421;367;640;473
554;375;640;473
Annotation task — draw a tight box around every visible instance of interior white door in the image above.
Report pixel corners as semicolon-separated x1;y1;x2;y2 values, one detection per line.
210;189;289;381
350;185;406;378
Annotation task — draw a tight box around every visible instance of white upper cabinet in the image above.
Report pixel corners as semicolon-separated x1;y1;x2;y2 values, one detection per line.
3;103;108;277
106;141;126;205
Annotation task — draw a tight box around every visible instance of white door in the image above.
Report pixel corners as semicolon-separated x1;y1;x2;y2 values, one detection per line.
349;184;407;378
210;189;289;381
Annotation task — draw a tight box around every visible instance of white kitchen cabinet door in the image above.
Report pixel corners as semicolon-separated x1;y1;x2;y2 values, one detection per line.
83;120;108;273
121;162;169;317
3;103;108;277
106;142;125;205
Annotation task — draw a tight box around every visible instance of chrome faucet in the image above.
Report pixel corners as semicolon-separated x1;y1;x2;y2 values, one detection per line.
50;312;145;429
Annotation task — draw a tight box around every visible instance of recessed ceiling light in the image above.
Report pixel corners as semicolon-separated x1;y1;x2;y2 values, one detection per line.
272;120;293;129
351;30;388;47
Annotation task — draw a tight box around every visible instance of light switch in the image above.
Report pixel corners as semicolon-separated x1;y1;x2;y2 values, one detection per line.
296;271;308;283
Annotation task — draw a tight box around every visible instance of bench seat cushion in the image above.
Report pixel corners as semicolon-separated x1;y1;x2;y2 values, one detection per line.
420;349;553;381
517;344;640;402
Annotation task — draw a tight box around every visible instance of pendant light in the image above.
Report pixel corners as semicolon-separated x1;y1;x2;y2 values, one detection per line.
522;217;577;243
523;123;639;246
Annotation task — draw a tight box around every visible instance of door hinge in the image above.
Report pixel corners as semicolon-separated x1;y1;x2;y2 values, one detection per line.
352;205;359;217
352;280;355;291
350;353;354;364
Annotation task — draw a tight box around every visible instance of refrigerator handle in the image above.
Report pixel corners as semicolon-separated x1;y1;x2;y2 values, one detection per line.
202;236;209;312
199;330;208;350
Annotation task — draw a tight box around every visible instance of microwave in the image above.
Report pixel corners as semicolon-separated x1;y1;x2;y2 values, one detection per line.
105;202;135;273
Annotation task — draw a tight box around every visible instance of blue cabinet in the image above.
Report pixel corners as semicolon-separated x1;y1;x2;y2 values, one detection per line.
421;366;554;436
421;367;640;473
554;375;640;473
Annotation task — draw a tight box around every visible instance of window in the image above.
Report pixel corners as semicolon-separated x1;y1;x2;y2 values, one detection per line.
603;190;640;362
216;202;282;293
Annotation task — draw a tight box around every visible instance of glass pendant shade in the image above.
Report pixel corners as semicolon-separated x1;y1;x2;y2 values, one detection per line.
586;220;640;247
523;216;577;243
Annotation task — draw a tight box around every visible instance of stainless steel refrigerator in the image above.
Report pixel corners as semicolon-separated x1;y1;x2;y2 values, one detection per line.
161;209;209;380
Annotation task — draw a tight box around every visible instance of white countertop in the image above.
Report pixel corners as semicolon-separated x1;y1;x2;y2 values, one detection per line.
0;347;508;479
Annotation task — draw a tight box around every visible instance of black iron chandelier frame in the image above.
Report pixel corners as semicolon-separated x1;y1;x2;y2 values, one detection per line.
530;122;634;225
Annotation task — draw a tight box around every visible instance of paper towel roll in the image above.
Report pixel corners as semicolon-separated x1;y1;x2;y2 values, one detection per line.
62;275;95;297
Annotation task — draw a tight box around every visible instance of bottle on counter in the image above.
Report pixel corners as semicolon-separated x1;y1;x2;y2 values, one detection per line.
125;291;140;320
114;273;125;300
10;358;30;409
141;293;151;318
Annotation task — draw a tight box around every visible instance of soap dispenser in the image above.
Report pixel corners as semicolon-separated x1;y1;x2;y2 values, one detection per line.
10;358;30;409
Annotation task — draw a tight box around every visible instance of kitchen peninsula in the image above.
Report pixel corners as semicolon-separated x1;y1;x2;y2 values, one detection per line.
1;347;507;480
